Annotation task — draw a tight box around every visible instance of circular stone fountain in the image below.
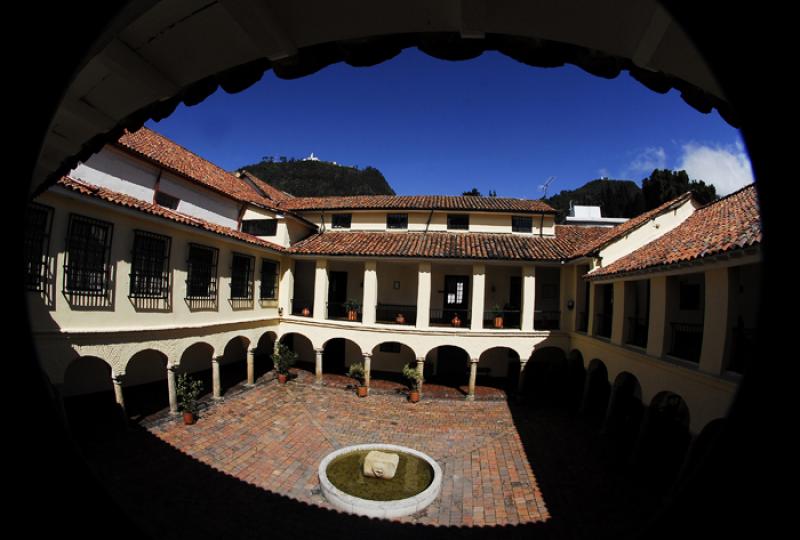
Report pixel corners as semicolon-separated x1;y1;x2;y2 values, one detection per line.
318;443;442;519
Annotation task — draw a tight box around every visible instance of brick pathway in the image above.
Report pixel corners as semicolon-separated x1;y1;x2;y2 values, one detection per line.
145;375;548;526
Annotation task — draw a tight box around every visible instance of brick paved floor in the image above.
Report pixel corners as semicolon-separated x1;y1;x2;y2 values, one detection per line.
145;373;547;526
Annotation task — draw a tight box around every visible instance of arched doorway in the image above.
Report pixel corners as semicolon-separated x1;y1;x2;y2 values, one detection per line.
177;342;214;399
62;356;117;431
566;350;587;412
634;391;692;490
123;349;169;421
479;346;519;396
278;333;315;375
523;347;568;407
219;336;250;395
604;372;645;456
321;338;362;379
370;342;416;391
254;331;277;381
425;345;471;394
581;359;611;426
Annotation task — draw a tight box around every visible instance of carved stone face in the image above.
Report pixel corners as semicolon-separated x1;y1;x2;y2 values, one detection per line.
363;450;399;480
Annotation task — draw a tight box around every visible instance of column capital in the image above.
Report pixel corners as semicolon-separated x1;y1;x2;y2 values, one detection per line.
416;357;425;363
111;373;125;385
212;356;222;364
315;347;325;354
362;352;372;358
470;358;480;365
167;363;178;372
248;347;258;354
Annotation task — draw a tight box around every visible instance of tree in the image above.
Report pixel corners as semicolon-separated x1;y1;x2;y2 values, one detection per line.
462;187;482;196
642;169;718;209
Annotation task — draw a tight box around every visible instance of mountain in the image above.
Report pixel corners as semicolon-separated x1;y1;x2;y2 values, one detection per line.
239;158;395;197
544;179;646;222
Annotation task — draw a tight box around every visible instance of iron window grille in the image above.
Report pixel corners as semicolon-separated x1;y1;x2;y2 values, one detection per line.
447;214;469;230
63;214;113;297
24;203;54;291
242;219;278;236
386;213;408;229
260;259;279;300
231;253;255;300
512;216;533;233
154;191;180;210
129;230;171;299
186;243;218;300
331;214;352;229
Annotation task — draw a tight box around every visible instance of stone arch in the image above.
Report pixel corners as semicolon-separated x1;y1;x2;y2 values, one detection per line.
62;356;118;430
219;336;251;395
370;342;417;384
321;337;363;376
604;372;645;451
634;391;693;490
565;349;588;411
177;342;214;399
672;418;726;495
581;358;611;425
279;332;316;373
425;344;471;391
523;347;568;407
479;346;520;394
253;331;278;380
123;349;169;420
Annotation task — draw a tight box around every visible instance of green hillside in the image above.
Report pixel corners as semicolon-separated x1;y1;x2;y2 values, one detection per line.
544;179;646;222
240;157;395;197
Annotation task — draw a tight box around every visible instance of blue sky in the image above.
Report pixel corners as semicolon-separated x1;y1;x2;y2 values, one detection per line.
147;48;752;198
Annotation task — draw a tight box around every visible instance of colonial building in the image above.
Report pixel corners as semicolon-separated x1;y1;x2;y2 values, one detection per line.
25;127;759;436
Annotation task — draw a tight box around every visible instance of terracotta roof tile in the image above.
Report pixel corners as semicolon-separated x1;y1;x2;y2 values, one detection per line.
289;231;572;261
116;128;282;212
588;185;760;279
554;224;611;258
574;192;695;257
57;176;285;253
279;195;556;213
237;170;295;202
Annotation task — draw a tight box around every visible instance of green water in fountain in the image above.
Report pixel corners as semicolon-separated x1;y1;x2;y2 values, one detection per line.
326;450;434;501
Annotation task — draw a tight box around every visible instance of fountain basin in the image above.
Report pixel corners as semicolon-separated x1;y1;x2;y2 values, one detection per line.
318;443;442;519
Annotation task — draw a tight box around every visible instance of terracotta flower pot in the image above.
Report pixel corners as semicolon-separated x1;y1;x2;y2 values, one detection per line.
347;310;358;321
396;313;406;324
408;390;420;403
451;315;461;327
357;385;368;398
182;411;196;425
278;373;288;384
494;316;504;329
301;307;311;316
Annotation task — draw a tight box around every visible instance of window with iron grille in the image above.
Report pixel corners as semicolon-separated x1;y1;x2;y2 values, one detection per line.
260;259;279;300
512;215;533;233
186;244;218;299
129;231;171;299
386;213;408;229
24;203;53;291
447;214;469;230
154;191;180;210
231;253;255;300
63;214;113;296
242;219;278;236
331;214;352;229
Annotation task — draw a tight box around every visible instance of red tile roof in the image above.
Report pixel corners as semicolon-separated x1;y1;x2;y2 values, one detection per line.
554;225;611;258
573;192;695;257
279;195;556;214
57;177;285;253
116;128;282;212
588;185;760;279
289;231;576;261
236;170;295;202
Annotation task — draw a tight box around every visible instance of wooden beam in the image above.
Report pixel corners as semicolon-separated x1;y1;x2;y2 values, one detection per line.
219;0;297;60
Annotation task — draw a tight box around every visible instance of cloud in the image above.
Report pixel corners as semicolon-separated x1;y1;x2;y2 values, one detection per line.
676;142;754;196
623;147;667;179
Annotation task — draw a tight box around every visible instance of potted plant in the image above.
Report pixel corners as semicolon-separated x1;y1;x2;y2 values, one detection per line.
343;299;360;321
402;364;423;403
176;373;203;425
395;312;406;324
451;313;462;327
347;362;368;397
301;307;311;317
272;343;298;384
492;304;504;328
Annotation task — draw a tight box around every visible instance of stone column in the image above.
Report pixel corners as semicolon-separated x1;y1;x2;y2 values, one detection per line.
246;348;256;386
471;263;486;331
167;364;178;415
561;266;575;332
363;353;372;393
362;261;378;325
466;358;479;401
700;268;729;375
517;359;529;398
647;276;668;358
587;282;597;336
315;348;324;385
521;265;536;331
212;356;222;400
112;373;126;416
279;257;294;315
416;357;425;396
313;258;329;320
611;281;626;345
416;262;431;329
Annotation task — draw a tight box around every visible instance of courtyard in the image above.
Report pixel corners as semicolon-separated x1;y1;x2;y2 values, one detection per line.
73;370;666;539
